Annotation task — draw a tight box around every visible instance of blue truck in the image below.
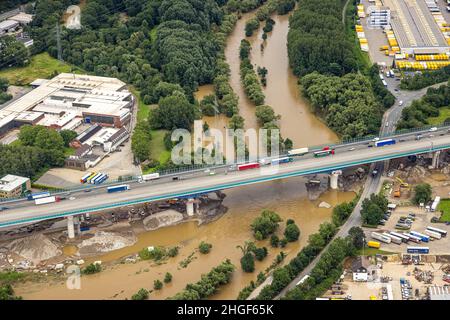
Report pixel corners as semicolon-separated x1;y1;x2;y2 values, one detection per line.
271;157;293;165
407;246;429;254
375;139;396;147
27;192;51;201
107;184;130;193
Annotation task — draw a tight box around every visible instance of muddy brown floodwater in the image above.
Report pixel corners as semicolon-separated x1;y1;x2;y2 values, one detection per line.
15;178;355;300
222;12;338;148
15;12;347;300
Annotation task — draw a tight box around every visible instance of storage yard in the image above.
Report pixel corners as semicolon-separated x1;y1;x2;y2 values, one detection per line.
358;0;450;71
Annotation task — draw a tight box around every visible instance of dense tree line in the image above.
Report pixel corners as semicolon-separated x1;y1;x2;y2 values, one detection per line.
0;78;12;105
170;259;235;300
287;0;357;77
226;0;267;13
0;125;70;180
368;64;395;108
283;237;355;300
0;0;30;12
240;39;265;105
397;83;450;129
301;72;383;139
400;66;450;91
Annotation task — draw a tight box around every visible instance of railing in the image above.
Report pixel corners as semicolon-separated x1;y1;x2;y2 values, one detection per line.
2;123;449;204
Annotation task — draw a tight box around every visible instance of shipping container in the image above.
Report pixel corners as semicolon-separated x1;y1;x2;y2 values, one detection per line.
237;162;260;171
288;148;309;156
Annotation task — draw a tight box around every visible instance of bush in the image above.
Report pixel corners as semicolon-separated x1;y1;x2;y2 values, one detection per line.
153;279;163;290
251;210;282;239
253;247;268;261
414;183;432;205
131;288;149;300
270;234;280;247
198;241;213;254
164;272;173;284
240;253;255;273
284;221;300;242
167;246;179;257
82;263;101;275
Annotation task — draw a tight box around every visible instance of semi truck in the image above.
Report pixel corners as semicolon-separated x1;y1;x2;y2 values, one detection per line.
35;196;60;205
375;139;396;147
407;247;429;254
139;173;160;182
270;157;293;165
313;149;335;158
288;148;309;156
237;162;260;171
371;232;391;244
107;184;130;193
367;241;381;248
403;233;422;243
27;192;51;201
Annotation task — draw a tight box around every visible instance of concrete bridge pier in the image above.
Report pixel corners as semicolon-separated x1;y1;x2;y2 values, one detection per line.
432;150;441;169
330;170;342;190
186;198;196;216
74;216;81;235
67;216;75;239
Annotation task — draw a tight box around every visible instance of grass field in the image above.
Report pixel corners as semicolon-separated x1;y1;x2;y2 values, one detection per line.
0;53;83;86
427;107;450;125
356;247;395;256
437;199;450;222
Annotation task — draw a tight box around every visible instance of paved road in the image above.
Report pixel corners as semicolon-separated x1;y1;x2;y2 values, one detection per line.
2;128;450;228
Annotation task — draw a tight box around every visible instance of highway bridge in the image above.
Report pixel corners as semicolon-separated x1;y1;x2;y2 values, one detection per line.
0;125;449;230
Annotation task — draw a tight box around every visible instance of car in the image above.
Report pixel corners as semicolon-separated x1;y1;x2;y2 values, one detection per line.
429;134;435;138
429;127;438;132
0;207;9;211
447;6;450;12
172;176;180;181
399;100;403;106
372;137;380;142
385;122;389;127
84;189;92;193
69;197;76;200
394;88;399;92
416;134;423;140
348;147;356;151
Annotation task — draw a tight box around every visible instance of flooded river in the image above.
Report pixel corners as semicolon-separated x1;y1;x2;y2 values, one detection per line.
16;178;354;300
15;12;347;300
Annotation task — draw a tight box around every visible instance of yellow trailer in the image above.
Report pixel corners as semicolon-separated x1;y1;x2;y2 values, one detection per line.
367;241;380;249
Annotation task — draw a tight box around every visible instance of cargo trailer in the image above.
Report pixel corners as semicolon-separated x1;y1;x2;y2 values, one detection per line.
426;226;447;237
237;162;260;171
288;148;309;156
407;247;429;254
371;232;391;244
390;231;410;243
107;184;130;193
383;233;402;244
424;229;442;239
410;231;430;243
27;192;51;201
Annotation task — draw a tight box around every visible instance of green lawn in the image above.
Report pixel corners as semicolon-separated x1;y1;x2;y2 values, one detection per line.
437;199;450;222
356;247;395;256
427;107;450;125
0;53;84;86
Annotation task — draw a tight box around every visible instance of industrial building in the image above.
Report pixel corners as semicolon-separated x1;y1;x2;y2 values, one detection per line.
0;174;31;199
428;285;450;300
382;0;449;55
0;73;134;137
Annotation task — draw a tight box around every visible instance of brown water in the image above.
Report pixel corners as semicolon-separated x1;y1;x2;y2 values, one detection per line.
223;13;338;148
15;178;355;300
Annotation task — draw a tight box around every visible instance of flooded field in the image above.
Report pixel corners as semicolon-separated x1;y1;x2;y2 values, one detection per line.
15;177;355;300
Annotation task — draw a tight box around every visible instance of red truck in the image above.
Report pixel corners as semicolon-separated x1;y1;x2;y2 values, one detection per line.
237;162;260;171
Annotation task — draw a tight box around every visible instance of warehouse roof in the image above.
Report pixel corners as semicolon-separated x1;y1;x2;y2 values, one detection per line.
0;20;19;31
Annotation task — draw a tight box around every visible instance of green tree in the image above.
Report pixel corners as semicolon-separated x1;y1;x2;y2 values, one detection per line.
348;226;365;249
240;252;255;273
60;130;78;147
153;279;163;290
414;183;432;204
198;241;212;254
284;221;300;242
131;288;149;300
164;272;173;284
251;210;282;239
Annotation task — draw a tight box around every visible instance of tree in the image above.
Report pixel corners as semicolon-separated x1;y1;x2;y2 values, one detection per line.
348;226;365;249
414;183;432;205
0;36;29;68
82;263;101;275
164;272;173;283
284;221;300;242
131;288;149;300
228;115;245;130
199;241;212;254
245;18;259;37
255;105;279;125
240;252;255;273
270;234;280;247
251;210;282;239
153;279;163;290
253;247;268;261
361;193;388;225
59;130;77;147
150;91;199;130
332;202;353;227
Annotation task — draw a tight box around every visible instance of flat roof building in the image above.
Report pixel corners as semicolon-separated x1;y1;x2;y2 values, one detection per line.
0;174;31;199
0;20;19;35
428;286;450;300
382;0;449;54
